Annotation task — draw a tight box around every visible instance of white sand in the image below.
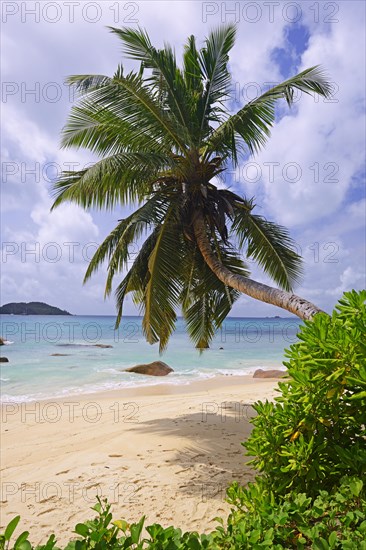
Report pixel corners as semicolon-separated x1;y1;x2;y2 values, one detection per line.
0;376;280;545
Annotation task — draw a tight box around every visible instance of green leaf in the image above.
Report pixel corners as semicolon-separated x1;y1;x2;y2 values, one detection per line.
313;538;330;550
74;524;89;537
130;516;145;544
112;520;129;532
349;478;363;496
328;531;338;548
349;390;366;400
4;517;20;541
14;532;30;549
91;502;101;513
187;536;202;550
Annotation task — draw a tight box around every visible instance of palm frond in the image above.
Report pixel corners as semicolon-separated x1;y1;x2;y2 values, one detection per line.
183;35;204;94
142;207;183;351
68;70;188;154
51;152;172;210
232;200;303;291
198;24;236;141
114;229;159;327
109;27;195;141
208;66;332;158
66;73;114;95
60;97;171;156
84;194;171;293
181;240;247;349
184;293;214;350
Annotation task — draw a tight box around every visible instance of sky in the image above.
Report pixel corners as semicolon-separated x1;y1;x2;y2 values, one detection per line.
1;0;365;317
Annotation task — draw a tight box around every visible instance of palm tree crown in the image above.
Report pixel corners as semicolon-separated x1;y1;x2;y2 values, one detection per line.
52;25;332;351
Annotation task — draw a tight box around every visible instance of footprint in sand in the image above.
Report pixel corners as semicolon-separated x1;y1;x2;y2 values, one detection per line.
39;495;58;504
108;454;123;457
85;483;100;489
56;469;70;475
37;508;56;516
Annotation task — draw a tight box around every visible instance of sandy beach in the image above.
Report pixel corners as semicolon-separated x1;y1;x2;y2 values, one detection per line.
0;376;280;545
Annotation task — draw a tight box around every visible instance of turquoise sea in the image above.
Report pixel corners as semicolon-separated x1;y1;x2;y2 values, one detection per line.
0;315;301;402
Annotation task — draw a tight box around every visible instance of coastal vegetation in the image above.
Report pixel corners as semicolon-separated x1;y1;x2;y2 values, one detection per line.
52;25;332;351
2;291;365;548
0;302;71;316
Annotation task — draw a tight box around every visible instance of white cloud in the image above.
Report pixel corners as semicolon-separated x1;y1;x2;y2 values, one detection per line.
328;266;366;296
0;104;106;313
249;6;365;227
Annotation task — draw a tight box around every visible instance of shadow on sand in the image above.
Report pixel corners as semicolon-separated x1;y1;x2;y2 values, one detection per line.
127;402;258;499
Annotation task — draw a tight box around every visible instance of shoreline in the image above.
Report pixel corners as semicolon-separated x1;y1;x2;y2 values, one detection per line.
0;371;285;404
1;376;280;544
79;372;283;398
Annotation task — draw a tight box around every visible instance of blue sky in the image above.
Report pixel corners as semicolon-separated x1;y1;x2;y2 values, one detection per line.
1;0;365;316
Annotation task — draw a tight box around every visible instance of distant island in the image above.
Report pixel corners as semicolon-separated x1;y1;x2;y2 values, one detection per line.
0;302;72;315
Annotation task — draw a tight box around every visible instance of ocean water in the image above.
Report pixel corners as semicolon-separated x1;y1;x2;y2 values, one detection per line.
0;315;301;402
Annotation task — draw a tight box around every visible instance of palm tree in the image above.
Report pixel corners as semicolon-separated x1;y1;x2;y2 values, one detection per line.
52;25;332;351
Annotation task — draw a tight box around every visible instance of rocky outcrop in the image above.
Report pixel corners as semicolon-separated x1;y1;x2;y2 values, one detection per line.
0;357;9;362
0;337;4;345
50;353;71;356
125;361;173;376
253;369;287;379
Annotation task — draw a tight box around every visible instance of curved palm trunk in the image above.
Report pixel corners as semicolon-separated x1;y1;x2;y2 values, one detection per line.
193;214;323;321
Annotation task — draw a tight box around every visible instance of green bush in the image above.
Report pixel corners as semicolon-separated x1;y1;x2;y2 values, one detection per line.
2;484;365;550
0;498;212;550
245;290;366;495
213;290;366;547
217;476;366;549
